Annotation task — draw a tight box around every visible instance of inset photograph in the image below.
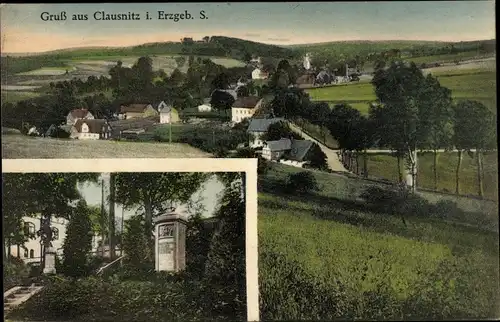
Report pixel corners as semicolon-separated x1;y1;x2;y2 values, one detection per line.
3;163;257;321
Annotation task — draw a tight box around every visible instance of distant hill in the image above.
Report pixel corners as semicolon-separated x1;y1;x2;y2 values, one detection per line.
1;37;495;77
286;39;496;60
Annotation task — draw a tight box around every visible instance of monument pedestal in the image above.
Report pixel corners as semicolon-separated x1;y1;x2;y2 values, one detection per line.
153;212;187;272
43;246;57;275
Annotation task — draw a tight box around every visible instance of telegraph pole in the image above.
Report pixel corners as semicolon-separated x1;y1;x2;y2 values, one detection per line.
101;179;106;258
108;173;116;260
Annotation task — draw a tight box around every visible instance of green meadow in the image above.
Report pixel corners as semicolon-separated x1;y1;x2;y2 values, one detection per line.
259;163;499;320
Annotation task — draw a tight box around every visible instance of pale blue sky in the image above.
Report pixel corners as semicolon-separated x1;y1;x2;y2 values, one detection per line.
0;2;495;53
77;173;225;231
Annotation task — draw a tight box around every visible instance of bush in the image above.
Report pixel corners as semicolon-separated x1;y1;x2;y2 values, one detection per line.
286;171;319;194
4;257;30;291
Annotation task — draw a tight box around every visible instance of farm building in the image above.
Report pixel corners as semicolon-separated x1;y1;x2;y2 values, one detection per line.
246;117;285;148
70;119;112;140
66;108;94;125
231;96;260;123
119;103;159;120
262;137;314;168
159;105;180;124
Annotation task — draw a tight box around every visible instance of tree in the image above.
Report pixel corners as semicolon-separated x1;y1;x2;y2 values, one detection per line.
122;215;151;274
453;100;496;197
210;90;235;116
236;86;250;98
61;200;93;278
2;173;98;269
417;74;454;190
261;121;301;142
114;173;209;260
304;142;328;171
203;173;246;320
370;61;431;192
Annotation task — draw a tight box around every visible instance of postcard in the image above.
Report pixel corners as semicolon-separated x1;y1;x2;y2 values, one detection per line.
1;2;498;321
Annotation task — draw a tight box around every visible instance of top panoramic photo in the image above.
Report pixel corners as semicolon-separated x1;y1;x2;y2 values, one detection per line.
1;1;496;164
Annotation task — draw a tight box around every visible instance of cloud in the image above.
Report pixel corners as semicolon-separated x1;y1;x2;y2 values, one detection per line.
266;37;291;42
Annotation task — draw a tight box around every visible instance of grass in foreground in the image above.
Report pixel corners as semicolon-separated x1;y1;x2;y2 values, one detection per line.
1;134;210;159
259;163;499;320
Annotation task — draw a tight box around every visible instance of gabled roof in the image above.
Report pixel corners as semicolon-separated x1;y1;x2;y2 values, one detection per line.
265;138;292;151
120;104;151;113
232;96;260;109
73;119;110;134
68;109;92;119
288;139;314;162
264;138;314;162
247;118;285;133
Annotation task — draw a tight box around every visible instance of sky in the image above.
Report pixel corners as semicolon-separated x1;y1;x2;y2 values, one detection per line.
0;2;495;53
77;173;225;231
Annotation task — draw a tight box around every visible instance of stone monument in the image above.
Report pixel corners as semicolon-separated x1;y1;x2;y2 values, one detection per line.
153;212;187;272
43;246;57;275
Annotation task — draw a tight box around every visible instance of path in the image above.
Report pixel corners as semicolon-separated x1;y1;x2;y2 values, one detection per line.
289;123;348;172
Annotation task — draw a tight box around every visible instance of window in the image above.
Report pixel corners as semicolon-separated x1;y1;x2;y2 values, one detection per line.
29;249;34;258
52;227;59;240
24;248;28;258
24;222;35;236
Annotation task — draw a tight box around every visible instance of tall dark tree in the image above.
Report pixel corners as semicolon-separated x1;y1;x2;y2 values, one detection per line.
453;100;496;197
62;200;93;278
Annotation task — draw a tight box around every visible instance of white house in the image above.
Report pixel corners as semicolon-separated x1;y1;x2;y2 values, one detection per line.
197;98;212;112
159;105;180;124
246;118;285;148
66;109;95;126
8;216;68;264
156;101;169;112
252;68;269;80
262;138;314;168
70;119;112;140
231;96;260;123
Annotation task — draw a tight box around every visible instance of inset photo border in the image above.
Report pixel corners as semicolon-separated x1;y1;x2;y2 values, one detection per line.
2;158;259;322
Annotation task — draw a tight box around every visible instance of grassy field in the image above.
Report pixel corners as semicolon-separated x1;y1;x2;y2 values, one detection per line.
408;52;494;64
361;152;498;201
1;134;210;159
306;60;497;114
1;91;42;104
259;163;499;320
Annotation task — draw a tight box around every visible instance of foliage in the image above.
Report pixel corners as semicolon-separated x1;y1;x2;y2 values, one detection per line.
304;142;328;170
203;173;247;320
121;215;154;276
286;171;319;194
61;200;94;278
453;100;496;151
185;213;215;278
3;257;30;291
260;121;301;142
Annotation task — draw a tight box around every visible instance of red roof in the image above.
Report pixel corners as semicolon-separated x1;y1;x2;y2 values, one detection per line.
232;96;260;109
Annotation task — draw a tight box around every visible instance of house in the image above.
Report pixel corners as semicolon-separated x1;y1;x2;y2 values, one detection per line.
66;108;94;125
119;103;159;120
296;73;316;88
262;138;314;168
8;216;68;264
155;101;169;112
70;119;112;140
246;118;285;148
197;98;212;112
252;68;269;80
8;215;110;265
159;105;180;124
231;96;261;123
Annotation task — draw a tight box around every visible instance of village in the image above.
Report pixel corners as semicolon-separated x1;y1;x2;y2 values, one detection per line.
18;52;356;170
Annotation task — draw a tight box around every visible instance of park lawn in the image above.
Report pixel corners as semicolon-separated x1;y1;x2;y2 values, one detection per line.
258;163;499;319
363;152;498;201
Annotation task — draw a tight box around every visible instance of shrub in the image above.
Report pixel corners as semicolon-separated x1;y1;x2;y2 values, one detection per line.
286;171;319;194
62;200;93;278
121;215;154;277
